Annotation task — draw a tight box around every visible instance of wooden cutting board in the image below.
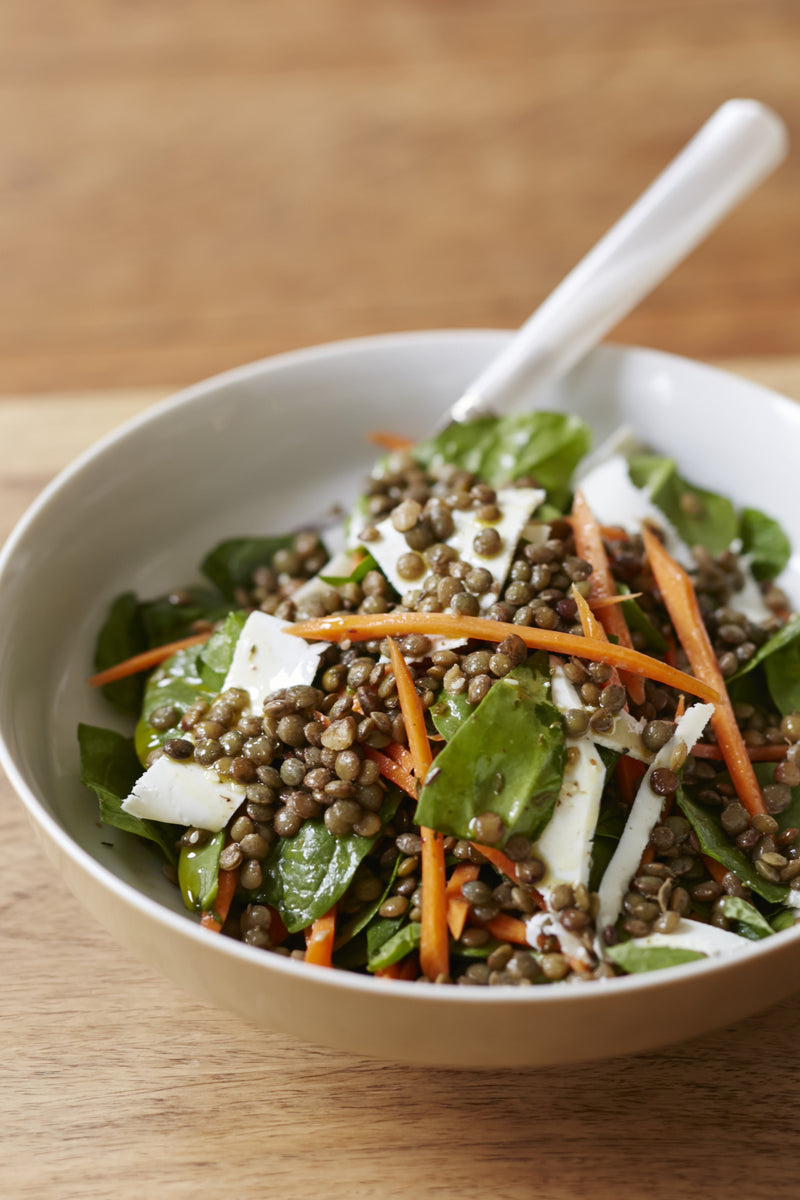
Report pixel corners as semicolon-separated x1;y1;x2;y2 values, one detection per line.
3;359;800;1200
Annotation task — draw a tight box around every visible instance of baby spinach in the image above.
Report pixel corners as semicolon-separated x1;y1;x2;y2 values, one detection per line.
771;909;798;932
198;610;248;691
765;634;800;718
178;831;225;913
677;789;788;904
415;663;565;846
718;896;774;941
605;941;706;974
335;860;400;949
255;793;399;932
367;922;421;972
320;553;380;587
78;723;175;862
134;644;213;764
429;690;472;741
201;535;298;600
413;411;592;510
617;587;667;653
627;455;738;555
739;507;791;581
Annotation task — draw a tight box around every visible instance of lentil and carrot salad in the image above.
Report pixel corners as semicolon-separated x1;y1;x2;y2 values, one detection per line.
79;408;800;985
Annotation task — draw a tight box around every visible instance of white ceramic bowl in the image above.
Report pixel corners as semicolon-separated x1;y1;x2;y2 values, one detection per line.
3;331;800;1068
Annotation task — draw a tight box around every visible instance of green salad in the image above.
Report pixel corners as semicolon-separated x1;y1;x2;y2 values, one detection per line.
80;409;800;985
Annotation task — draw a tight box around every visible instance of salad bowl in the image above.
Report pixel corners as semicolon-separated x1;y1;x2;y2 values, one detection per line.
2;330;800;1068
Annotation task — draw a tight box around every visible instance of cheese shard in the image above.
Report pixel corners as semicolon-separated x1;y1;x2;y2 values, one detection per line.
122;755;247;831
595;701;714;950
617;917;751;959
222;610;328;713
578;454;693;567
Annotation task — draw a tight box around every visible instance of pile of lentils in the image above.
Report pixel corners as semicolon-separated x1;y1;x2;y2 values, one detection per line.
147;449;800;980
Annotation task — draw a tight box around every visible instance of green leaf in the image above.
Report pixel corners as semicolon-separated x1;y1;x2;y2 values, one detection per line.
366;914;406;960
335;859;400;949
140;587;229;647
367;922;421;972
198;610;249;691
134;645;213;764
429;690;473;741
255;793;399;932
771;909;798;932
77;723;175;861
320;553;379;587
729;613;800;684
201;535;296;600
627;455;737;555
415;662;565;846
413;411;592;510
605;941;706;974
753;761;800;834
718;896;774;940
766;634;800;718
178;832;225;913
738;507;791;582
617;586;667;653
676;789;788;904
94;592;147;716
589;800;628;893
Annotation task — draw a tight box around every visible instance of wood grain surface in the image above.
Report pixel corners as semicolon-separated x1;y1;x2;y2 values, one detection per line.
2;0;799;395
3;359;800;1200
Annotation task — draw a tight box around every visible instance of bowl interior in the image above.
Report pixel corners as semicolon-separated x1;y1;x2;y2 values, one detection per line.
3;331;800;935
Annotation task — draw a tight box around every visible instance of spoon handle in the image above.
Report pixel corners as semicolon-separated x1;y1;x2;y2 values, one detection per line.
448;99;788;426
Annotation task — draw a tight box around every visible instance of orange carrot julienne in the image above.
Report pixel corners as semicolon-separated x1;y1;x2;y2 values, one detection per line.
269;908;289;946
363;746;417;799
691;742;788;762
383;742;415;775
641;525;766;817
470;843;520;883
87;632;212;688
375;955;419;981
571;490;646;705
572;585;626;693
675;694;686;720
481;913;530;946
446;863;480;940
304;905;337;967
367;430;415;452
200;865;239;932
287;613;719;704
703;855;729;887
590;592;643;610
386;638;449;982
615;755;646;806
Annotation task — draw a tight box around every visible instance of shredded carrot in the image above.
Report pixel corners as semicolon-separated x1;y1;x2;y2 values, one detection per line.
481;913;530;946
446;863;480;940
200;865;239;933
288;613;719;704
269;908;289;946
375;955;419;981
675;694;686;720
383;742;415;775
386;639;449;982
571;490;646;705
691;742;788;762
616;755;647;806
638;845;656;869
87;632;212;688
304;905;337;967
470;843;520;883
590;592;643;610
366;431;415;452
571;584;623;693
641;525;766;817
703;855;729;887
363;746;417;798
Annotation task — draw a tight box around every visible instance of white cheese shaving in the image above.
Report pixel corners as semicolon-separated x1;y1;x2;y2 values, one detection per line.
595;701;714;949
290;549;353;617
222;610;328;713
122;755;247;831
577;454;694;567
620;917;751;959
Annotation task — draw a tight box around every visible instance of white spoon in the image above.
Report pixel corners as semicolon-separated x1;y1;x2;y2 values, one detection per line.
446;98;788;428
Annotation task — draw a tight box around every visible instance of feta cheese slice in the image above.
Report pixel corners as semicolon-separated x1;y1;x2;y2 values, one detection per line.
578;453;694;567
122;754;247;831
620;917;751;959
222;610;328;713
595;701;714;948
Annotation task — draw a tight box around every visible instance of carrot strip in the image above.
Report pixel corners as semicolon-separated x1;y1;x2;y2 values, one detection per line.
641;525;766;817
383;742;415;775
572;490;646;705
304;905;337;967
288;613;719;704
446;863;480;940
674;694;686;720
363;746;417;799
366;431;414;452
386;639;449;982
375;955;419;981
703;855;729;887
470;843;520;883
616;756;647;806
691;742;788;762
590;592;643;610
571;584;624;692
200;865;239;933
269;908;289;947
87;632;212;688
482;913;530;946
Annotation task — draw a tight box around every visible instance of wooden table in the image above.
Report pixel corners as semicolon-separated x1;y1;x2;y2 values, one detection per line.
4;359;800;1200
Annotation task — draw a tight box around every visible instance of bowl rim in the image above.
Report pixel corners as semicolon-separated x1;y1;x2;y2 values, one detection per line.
3;327;800;1006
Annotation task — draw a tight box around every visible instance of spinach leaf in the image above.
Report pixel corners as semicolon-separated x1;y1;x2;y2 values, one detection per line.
178;831;225;913
335;859;400;949
617;586;667;653
367;922;421;972
141;587;228;647
729;613;800;684
429;690;472;741
738;507;791;582
94;592;147;716
366;914;406;960
627;455;737;555
771;909;798;932
605;941;706;974
753;761;800;833
765;633;800;718
198;610;248;691
718;896;774;941
413;411;592;510
320;553;379;587
255;793;399;932
201;535;297;600
415;662;565;846
677;789;787;904
78;723;175;862
134;645;213;764
589;800;628;893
